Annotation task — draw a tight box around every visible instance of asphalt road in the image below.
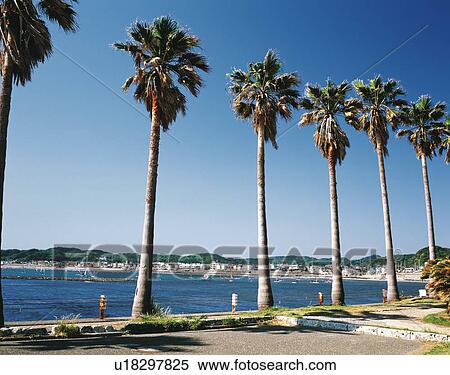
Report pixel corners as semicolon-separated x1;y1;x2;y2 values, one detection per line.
0;326;425;355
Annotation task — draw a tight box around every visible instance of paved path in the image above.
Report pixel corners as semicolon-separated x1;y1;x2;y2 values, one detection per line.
0;326;424;355
302;305;450;335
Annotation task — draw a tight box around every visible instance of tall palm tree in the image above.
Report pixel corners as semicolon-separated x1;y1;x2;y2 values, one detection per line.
114;17;209;318
0;0;78;327
353;76;407;302
298;80;361;305
397;96;447;260
228;50;300;309
439;117;450;164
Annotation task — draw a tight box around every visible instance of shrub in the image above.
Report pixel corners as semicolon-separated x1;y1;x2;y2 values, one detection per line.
53;323;81;338
221;317;246;326
149;299;171;316
422;259;450;314
125;315;204;334
53;314;82;338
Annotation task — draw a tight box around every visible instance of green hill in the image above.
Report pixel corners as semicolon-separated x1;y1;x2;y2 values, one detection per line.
1;246;449;267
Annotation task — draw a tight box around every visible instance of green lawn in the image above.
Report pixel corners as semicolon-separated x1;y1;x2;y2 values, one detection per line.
423;312;450;327
240;297;443;319
425;342;450;355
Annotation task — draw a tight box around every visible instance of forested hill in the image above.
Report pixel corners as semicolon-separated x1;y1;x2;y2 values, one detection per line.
1;246;449;267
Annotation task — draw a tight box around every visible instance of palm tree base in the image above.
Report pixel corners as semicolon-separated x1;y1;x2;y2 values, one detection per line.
386;294;400;302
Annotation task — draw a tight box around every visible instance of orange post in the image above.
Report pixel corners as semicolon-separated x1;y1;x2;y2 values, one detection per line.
318;292;324;306
99;295;107;320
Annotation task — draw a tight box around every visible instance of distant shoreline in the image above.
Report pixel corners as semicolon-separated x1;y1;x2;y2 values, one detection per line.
1;263;425;283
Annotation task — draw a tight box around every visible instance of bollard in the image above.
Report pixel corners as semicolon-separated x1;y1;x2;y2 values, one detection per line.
99;295;107;320
381;289;387;304
318;292;324;306
231;293;238;314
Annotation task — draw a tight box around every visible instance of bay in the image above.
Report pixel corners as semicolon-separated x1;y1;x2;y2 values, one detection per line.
1;268;426;322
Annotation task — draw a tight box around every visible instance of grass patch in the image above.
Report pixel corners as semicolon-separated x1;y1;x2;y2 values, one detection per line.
286;304;373;318
53;314;81;338
220;317;247;327
424;312;450;327
125;314;259;334
425;342;450;355
53;323;81;338
394;297;443;307
241;298;444;320
239;305;371;319
240;307;290;318
125;315;205;334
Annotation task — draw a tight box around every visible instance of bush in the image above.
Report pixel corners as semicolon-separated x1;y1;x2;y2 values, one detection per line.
125;315;204;334
53;323;81;338
422;259;450;314
149;299;171;316
221;317;246;326
53;314;82;338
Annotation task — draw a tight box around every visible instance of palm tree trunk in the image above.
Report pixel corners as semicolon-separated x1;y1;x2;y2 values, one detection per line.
0;50;14;328
376;143;399;301
256;128;273;309
421;155;436;260
131;95;161;318
327;148;345;305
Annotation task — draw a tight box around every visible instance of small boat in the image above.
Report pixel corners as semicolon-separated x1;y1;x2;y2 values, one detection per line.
202;274;210;280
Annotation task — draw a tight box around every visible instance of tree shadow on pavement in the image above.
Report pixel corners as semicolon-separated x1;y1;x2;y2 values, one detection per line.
225;325;352;336
0;334;206;354
303;309;411;321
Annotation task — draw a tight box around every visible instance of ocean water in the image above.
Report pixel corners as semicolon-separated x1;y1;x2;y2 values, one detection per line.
1;268;426;322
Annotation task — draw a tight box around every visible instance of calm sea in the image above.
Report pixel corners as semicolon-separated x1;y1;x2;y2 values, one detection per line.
1;267;426;322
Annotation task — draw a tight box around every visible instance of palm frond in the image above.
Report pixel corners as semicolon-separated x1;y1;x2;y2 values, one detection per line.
227;50;299;148
397;96;448;158
114;16;209;129
299;80;355;162
352;76;406;153
38;0;78;32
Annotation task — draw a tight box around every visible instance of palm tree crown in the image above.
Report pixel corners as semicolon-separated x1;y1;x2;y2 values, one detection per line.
229;50;300;148
114;16;209;129
439;117;450;163
0;0;78;85
298;80;361;163
397;95;447;158
353;75;407;154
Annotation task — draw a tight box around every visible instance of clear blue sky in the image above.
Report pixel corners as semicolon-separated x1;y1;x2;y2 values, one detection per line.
3;0;449;257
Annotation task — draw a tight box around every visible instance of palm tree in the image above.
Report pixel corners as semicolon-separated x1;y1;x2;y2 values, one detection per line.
298;80;361;305
0;0;78;327
228;50;300;309
439;117;450;164
353;76;407;302
397;96;447;260
114;17;209;318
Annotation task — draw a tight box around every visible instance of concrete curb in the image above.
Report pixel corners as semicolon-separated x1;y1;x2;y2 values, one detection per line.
276;316;450;343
